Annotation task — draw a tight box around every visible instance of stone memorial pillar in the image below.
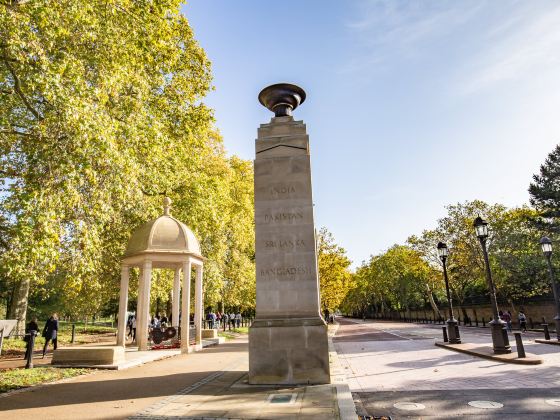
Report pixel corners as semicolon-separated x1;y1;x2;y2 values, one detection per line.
249;83;330;385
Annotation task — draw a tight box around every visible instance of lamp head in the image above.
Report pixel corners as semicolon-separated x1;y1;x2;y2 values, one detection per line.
437;242;448;260
540;236;553;256
473;216;488;239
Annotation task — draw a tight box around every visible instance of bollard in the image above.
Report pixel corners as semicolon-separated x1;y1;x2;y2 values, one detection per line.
71;324;76;344
514;332;526;358
25;331;37;369
543;323;551;340
475;317;479;327
442;326;448;343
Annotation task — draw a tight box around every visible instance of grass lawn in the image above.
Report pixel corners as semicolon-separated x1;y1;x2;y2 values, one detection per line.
0;367;90;393
218;327;249;340
1;324;116;356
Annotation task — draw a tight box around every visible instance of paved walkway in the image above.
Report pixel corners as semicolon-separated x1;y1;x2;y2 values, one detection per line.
0;339;248;419
0;333;353;420
334;318;560;418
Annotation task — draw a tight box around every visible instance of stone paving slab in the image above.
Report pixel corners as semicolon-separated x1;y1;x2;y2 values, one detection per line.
435;341;543;365
336;319;560;392
335;318;560;418
130;373;341;420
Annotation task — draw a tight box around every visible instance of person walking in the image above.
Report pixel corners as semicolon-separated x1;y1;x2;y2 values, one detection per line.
131;315;137;342
503;311;512;332
24;317;39;361
126;314;133;339
235;312;242;328
518;311;527;332
42;313;59;358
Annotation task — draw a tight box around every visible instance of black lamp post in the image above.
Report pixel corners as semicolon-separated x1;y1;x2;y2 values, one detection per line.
540;236;560;341
437;242;461;343
474;216;511;354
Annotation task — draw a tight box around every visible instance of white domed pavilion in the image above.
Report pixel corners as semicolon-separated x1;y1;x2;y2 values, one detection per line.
117;197;205;353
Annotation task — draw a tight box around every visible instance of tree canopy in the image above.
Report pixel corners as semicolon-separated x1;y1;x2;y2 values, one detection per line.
343;199;554;318
0;0;255;332
529;144;560;233
317;228;352;313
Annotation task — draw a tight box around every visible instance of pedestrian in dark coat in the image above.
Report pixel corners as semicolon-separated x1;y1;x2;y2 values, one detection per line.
24;317;39;361
42;313;59;357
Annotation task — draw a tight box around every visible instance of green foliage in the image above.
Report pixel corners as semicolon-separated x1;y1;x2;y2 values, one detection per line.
344;200;554;316
489;206;550;303
342;245;436;315
0;1;255;329
529;144;560;231
317;228;353;312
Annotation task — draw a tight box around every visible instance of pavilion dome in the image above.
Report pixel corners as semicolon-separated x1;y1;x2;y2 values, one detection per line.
124;198;201;258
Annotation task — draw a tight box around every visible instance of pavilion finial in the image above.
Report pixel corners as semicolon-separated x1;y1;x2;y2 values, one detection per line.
163;196;172;216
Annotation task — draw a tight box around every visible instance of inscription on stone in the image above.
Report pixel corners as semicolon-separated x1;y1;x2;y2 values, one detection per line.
269;185;296;198
263;212;303;223
264;239;306;249
259;266;312;277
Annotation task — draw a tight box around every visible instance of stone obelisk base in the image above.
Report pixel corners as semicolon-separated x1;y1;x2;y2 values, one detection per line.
249;318;330;385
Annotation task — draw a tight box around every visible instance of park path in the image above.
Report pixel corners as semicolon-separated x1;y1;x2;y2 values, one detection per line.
0;338;247;420
334;317;560;418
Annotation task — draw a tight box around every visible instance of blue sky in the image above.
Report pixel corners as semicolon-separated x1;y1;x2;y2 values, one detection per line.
183;0;560;267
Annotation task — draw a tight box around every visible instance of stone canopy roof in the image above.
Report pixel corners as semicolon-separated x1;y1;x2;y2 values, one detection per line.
124;198;201;258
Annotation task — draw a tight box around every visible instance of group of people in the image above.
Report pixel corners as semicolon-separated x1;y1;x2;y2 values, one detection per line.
24;313;59;359
499;309;527;332
125;312;172;342
206;311;242;329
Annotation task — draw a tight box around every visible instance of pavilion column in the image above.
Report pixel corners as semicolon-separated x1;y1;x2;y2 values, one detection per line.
194;264;203;345
172;267;181;327
137;260;152;351
116;265;130;346
180;260;192;354
135;267;144;344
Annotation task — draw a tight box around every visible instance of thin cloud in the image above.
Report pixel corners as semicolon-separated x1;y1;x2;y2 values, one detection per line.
343;0;560;96
342;0;482;73
461;4;560;94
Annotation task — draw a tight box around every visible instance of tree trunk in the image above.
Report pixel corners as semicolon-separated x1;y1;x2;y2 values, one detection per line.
508;298;516;314
8;278;30;336
166;291;172;317
426;283;443;319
